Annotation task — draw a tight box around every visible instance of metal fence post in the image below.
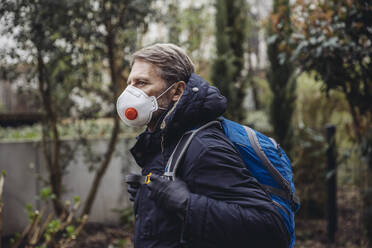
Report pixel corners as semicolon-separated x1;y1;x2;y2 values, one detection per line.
326;124;337;242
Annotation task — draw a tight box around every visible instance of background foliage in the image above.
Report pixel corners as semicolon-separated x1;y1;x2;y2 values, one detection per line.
0;0;371;247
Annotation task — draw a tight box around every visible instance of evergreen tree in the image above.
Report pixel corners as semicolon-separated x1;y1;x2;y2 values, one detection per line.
167;0;181;45
267;0;296;154
211;0;248;122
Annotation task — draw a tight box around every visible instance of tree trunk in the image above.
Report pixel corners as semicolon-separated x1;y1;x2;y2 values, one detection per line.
247;48;260;110
267;0;296;154
37;50;64;215
81;29;121;216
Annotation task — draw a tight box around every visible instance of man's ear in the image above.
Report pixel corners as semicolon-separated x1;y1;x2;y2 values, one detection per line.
171;81;186;102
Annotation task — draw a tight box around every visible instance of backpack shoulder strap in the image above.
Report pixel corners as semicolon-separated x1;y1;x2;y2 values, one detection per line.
244;126;291;192
244;126;300;211
164;120;221;180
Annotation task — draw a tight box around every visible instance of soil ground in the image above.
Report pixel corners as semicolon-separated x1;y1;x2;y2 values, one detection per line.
72;223;134;248
295;186;369;248
2;186;369;248
74;186;368;248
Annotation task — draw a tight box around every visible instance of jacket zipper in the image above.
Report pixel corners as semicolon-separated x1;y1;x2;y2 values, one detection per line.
161;134;166;166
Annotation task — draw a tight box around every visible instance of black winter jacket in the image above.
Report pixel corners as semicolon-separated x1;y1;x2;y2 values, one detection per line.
130;74;289;248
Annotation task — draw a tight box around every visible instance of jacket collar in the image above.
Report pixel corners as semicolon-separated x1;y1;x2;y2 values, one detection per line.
160;73;227;141
130;73;227;167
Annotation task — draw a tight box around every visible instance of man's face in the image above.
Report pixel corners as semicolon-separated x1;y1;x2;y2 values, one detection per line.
127;59;172;128
127;59;167;98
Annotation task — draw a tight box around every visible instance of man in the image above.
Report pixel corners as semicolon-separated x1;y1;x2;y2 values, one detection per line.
117;43;289;248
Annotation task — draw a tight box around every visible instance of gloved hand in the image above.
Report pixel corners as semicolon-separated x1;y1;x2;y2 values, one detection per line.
147;174;190;217
127;183;140;202
125;173;142;202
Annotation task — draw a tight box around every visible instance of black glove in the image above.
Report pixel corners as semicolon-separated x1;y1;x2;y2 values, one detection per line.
125;173;142;202
127;183;140;202
147;174;190;217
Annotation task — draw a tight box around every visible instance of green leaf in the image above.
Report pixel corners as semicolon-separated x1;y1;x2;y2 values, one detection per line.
326;169;336;180
73;195;81;203
47;219;61;234
292;41;308;60
44;233;51;242
40;187;53;201
119;239;127;246
25;203;35;221
292;33;305;40
309;37;317;45
35;245;47;248
278;52;287;65
267;34;278;45
66;225;75;235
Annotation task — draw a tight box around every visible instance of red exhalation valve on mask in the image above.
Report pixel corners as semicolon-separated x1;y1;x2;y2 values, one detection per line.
125;107;138;120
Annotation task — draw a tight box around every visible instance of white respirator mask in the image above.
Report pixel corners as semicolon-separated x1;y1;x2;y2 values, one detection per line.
116;83;175;127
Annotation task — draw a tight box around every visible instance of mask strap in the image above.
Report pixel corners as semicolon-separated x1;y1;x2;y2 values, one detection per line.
156;82;178;111
156;82;177;100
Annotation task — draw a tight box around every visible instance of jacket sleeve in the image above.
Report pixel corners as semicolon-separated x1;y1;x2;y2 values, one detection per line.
181;137;288;247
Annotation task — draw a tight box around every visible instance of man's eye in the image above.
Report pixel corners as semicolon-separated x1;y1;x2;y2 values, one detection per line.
137;81;146;86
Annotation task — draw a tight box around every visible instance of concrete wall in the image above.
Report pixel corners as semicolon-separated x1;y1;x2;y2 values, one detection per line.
0;138;139;235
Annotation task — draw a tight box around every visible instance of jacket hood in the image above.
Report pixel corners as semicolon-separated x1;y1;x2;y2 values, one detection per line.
160;73;227;139
130;73;226;167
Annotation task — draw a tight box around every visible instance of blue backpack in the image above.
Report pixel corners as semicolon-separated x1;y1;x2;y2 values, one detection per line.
164;117;300;248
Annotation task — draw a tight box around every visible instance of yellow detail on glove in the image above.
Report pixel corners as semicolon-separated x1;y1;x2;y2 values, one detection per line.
145;172;152;184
